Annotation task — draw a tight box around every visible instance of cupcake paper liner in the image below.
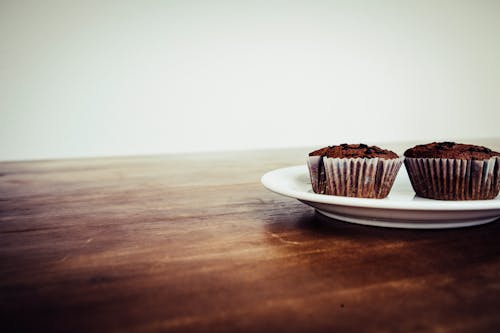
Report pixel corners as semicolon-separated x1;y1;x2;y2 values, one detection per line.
309;156;403;198
307;155;328;194
404;157;500;200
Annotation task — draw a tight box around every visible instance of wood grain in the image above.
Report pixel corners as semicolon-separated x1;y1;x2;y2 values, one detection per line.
1;141;500;333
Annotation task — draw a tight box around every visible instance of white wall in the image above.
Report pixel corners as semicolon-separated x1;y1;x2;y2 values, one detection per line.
1;0;499;161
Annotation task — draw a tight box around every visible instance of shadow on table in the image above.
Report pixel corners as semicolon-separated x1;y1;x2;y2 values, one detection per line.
262;205;500;246
261;204;500;290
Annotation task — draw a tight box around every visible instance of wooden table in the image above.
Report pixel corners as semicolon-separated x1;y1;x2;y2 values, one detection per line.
1;140;500;333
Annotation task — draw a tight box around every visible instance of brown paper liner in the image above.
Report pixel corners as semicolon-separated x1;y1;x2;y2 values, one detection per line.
404;157;500;200
309;156;403;198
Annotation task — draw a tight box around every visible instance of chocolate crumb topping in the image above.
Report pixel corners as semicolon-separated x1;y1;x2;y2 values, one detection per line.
309;144;399;159
404;142;500;160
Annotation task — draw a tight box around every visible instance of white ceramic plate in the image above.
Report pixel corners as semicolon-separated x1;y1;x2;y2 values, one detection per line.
261;165;500;229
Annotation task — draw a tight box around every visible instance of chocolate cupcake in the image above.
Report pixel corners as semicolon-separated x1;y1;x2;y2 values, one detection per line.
404;142;500;200
307;144;402;198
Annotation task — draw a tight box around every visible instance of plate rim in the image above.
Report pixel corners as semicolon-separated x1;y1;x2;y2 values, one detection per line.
261;165;500;212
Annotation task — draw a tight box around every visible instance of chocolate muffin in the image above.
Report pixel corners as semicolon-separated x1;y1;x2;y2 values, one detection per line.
307;144;402;198
404;142;500;200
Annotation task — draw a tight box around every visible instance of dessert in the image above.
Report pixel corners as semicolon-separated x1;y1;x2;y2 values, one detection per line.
308;144;402;198
404;142;500;200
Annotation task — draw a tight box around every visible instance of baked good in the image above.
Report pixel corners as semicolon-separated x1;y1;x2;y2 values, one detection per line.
404;142;500;200
307;144;402;198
